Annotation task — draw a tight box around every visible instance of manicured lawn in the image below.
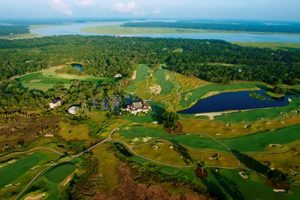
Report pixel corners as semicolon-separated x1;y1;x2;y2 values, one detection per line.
135;64;150;82
180;82;267;108
223;124;300;152
126;64;149;92
0;153;42;187
122;114;154;123
17;71;112;91
45;163;76;183
216;98;300;123
120;126;225;151
204;169;300;200
154;69;175;94
121;124;300;152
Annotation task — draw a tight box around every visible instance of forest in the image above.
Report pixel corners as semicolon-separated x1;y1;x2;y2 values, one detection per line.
0;25;29;36
0;36;299;85
123;21;300;33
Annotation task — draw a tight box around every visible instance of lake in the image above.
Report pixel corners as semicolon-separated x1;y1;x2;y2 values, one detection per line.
30;22;300;43
179;90;290;114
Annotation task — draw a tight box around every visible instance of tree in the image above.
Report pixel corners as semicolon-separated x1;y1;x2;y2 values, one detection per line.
162;111;179;131
197;160;206;173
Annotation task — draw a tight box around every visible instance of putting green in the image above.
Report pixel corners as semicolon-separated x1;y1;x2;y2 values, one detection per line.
45;163;76;183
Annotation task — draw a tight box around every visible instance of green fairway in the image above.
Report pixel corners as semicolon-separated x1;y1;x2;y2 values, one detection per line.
180;82;266;108
125;150;300;200
45;163;76;183
126;64;150;92
205;169;300;200
121;124;300;152
135;64;150;82
0;153;42;187
154;69;175;94
17;71;112;91
216;98;300;123
223;125;300;152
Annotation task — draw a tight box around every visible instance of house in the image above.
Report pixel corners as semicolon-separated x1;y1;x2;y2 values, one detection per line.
49;98;62;109
68;106;79;115
124;100;151;115
114;73;123;79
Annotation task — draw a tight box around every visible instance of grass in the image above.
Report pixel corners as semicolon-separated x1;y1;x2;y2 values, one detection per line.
17;66;113;91
0;153;42;187
120;124;300;152
58;121;90;141
126;64;150;93
81;25;216;35
204;169;300;200
45;163;76;183
222;124;300;152
92;144;121;191
251;147;300;172
133;141;187;166
180;82;267;108
153;69;175;95
122;114;154;123
216;98;300;123
234;42;300;50
121;144;300;200
175;73;208;93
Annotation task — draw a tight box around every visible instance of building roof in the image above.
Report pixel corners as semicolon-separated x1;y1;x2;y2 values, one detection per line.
68;106;79;114
51;98;61;104
132;101;143;108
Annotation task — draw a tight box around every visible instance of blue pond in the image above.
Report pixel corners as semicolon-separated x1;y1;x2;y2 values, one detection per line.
71;63;83;71
179;90;290;114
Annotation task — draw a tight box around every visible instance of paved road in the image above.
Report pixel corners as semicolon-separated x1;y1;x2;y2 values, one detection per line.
71;128;119;158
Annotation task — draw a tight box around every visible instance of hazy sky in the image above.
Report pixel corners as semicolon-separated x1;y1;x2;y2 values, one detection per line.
0;0;299;21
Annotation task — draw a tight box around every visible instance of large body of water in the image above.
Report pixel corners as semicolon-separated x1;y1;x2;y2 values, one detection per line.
30;22;300;43
179;90;290;114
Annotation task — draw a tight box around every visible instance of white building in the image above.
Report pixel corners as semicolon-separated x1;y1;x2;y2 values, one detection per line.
114;73;123;79
68;106;79;115
49;98;62;109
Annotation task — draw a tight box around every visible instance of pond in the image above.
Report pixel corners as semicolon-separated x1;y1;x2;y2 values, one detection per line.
71;63;83;72
179;90;291;114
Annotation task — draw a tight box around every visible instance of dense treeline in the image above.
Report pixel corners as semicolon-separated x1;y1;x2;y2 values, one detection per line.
123;21;300;33
0;80;120;115
0;25;29;36
0;36;299;84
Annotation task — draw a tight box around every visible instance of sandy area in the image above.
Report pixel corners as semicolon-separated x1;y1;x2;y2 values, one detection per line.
195;110;240;120
25;193;46;200
131;70;137;80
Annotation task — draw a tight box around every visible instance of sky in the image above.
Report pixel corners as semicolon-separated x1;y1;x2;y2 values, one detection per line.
0;0;299;21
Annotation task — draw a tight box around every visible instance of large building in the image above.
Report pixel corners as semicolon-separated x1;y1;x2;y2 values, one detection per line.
124;100;151;115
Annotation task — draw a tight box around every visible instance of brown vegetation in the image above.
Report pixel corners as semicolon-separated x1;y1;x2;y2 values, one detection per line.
0;113;59;150
95;164;211;200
